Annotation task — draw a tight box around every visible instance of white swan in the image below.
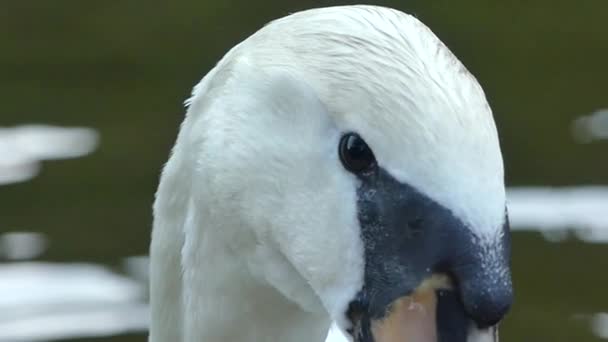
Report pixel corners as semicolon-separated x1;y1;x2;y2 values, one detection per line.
150;5;512;342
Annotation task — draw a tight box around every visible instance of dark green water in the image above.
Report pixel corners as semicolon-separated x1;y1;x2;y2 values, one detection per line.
1;1;607;341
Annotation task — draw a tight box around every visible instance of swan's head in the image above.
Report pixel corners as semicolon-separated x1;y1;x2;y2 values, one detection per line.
183;5;511;342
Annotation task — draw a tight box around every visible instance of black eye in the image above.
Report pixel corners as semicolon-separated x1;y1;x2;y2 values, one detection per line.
339;133;376;173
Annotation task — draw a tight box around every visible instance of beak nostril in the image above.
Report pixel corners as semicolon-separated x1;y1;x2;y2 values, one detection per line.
405;217;424;238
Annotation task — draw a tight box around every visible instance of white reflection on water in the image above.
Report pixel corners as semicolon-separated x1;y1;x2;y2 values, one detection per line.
0;125;99;185
0;263;146;342
593;313;608;340
1;305;148;342
0;232;47;260
123;255;150;285
508;186;608;243
572;108;608;143
0;187;607;341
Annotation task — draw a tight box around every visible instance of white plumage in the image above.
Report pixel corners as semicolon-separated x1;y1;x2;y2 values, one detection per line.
150;5;506;342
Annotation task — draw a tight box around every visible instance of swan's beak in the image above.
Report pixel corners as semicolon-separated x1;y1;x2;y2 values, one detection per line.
349;280;499;342
347;168;513;342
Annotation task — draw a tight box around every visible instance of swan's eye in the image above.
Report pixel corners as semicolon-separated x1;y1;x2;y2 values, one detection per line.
339;133;376;173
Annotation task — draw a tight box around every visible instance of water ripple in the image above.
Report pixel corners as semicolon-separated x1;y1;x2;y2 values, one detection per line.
0;125;99;185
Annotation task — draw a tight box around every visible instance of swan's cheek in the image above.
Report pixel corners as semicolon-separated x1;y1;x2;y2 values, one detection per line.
248;243;325;314
263;173;365;324
275;214;365;324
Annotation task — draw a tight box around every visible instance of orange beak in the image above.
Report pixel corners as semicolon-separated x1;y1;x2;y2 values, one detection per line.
351;275;499;342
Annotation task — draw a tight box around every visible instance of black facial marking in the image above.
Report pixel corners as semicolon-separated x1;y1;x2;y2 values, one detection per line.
346;165;513;331
347;293;373;341
436;290;469;342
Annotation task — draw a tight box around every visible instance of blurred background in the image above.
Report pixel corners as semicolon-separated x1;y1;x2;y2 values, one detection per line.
1;0;607;341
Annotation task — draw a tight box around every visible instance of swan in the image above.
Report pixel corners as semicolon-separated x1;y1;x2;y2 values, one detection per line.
150;5;513;342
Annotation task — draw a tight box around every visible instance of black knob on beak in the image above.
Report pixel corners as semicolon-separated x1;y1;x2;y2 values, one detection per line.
447;227;513;329
460;276;513;328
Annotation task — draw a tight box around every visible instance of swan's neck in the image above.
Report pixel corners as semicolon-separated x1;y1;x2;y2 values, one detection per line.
181;230;330;342
150;180;331;342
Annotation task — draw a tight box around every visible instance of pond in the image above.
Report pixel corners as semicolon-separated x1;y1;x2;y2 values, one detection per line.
1;1;607;341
